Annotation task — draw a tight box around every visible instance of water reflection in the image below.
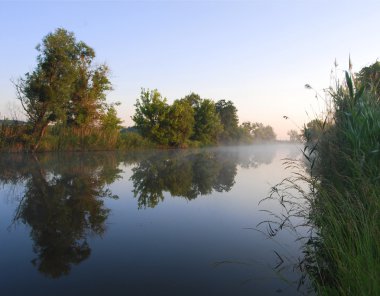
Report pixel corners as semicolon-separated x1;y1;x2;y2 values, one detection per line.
130;151;237;208
0;145;276;278
129;146;276;208
0;153;122;278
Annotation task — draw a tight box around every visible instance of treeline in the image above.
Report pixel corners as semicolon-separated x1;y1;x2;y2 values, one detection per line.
0;28;276;152
132;90;276;148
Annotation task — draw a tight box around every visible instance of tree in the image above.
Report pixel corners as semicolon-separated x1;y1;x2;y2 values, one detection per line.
287;129;302;142
100;104;123;146
166;99;194;147
215;100;239;142
243;122;276;142
132;89;170;145
182;92;202;108
302;119;324;144
182;93;225;145
356;61;380;96
191;98;223;144
67;58;112;129
15;28;112;151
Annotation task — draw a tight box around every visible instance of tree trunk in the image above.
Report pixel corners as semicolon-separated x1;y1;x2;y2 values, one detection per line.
31;123;48;153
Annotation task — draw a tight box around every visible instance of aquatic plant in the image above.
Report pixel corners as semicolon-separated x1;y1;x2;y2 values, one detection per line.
261;61;380;295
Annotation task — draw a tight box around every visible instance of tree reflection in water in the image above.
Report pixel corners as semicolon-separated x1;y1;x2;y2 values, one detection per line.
0;153;122;278
0;145;276;277
130;146;276;209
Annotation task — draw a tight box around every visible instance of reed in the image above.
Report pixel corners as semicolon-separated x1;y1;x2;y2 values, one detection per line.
263;66;380;295
309;71;380;295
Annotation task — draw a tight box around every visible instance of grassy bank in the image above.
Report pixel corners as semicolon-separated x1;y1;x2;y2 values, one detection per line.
0;124;156;152
306;70;380;295
0;122;277;152
263;65;379;295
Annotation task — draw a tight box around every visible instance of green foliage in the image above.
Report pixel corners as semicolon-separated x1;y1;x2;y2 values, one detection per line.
215;99;239;142
191;98;223;145
308;72;380;295
101;105;122;132
15;28;114;151
133;90;224;147
117;131;156;150
132;89;170;145
166;99;194;147
182;92;202;108
258;62;379;295
99;105;123;147
132;90;277;146
276;64;380;295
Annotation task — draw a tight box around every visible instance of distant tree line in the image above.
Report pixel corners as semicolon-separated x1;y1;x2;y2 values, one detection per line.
1;28;276;152
132;90;277;147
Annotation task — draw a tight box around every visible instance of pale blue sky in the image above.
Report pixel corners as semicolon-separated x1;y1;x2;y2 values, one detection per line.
1;0;379;139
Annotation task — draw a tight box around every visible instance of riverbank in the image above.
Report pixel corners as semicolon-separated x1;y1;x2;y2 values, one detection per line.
0;123;288;153
304;69;380;294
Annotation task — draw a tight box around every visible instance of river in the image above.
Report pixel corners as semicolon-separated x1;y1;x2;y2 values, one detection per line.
0;144;309;295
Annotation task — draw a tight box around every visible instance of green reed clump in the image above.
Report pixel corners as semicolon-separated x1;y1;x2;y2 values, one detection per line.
308;71;380;295
262;66;380;295
290;67;380;295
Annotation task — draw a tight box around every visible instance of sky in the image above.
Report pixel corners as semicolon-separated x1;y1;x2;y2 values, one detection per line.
1;0;380;139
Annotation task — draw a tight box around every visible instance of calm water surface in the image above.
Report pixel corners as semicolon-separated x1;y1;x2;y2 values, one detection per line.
0;144;307;296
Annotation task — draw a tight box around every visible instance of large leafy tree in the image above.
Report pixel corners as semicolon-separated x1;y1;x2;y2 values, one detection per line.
15;28;112;151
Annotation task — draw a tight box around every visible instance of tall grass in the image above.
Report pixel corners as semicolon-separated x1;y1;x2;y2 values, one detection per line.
308;71;380;295
264;67;380;295
0;124;156;152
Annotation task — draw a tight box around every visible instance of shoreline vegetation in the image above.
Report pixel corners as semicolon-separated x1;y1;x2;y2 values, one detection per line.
266;61;380;295
0;28;278;153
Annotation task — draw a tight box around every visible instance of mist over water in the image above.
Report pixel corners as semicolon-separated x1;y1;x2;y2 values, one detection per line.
0;144;307;296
